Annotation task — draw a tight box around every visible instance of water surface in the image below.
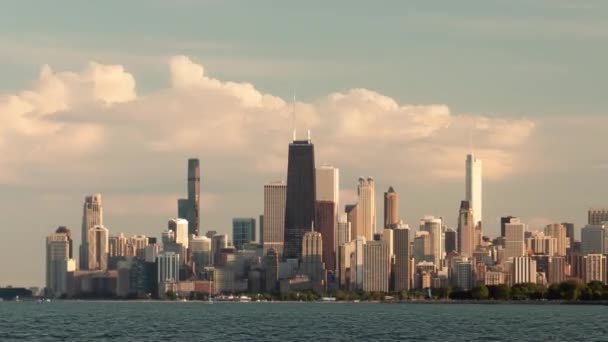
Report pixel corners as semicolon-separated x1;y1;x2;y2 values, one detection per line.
0;301;605;341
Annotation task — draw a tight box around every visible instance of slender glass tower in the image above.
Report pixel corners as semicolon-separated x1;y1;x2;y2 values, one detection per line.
283;132;316;260
465;154;482;229
178;158;200;236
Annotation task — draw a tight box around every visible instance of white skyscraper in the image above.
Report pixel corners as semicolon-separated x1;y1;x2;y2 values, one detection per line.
465;154;482;228
420;216;443;269
87;225;109;271
505;221;527;260
263;181;287;256
316;165;339;204
356;177;376;241
168;218;189;249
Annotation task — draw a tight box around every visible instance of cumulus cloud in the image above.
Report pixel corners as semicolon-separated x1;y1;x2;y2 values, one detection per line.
0;55;536;191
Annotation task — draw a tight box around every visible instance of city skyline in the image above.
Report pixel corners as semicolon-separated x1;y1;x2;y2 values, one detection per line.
2;1;608;287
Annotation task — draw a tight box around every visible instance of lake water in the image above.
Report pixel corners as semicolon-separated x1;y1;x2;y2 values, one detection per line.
0;301;606;341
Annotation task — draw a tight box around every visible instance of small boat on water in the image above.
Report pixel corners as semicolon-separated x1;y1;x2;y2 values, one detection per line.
238;296;251;302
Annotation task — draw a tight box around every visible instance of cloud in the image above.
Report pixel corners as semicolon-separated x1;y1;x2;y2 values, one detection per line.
0;55;536;192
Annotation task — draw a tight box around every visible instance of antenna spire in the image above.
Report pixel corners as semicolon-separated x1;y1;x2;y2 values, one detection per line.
292;94;296;142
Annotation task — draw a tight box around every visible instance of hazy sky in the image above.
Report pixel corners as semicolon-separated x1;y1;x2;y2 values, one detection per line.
1;1;607;286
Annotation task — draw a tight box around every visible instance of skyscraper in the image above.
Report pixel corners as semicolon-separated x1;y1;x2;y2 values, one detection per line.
178;158;200;236
581;224;606;255
420;216;443;268
356;177;376;241
168;218;189;249
87;225;109;271
301;231;325;284
393;225;410;292
263;181;287;256
336;213;351;247
232;218;256;250
501;216;518;238
445;228;457;254
384;186;399;229
588;209;608;225
465;154;482;229
457;201;475;258
544;223;567;256
363;240;389;292
283;136;316;260
504;221;526;260
315;165;339;270
315;201;336;271
46;228;76;297
315;165;339;206
80;194;103;270
345;204;358;240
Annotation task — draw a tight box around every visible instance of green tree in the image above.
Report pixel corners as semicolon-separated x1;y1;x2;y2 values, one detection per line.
471;285;489;300
165;291;177;301
488;284;511;300
558;280;582;301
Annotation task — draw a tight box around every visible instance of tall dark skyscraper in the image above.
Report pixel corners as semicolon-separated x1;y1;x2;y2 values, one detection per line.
178;158;200;236
283;135;316;260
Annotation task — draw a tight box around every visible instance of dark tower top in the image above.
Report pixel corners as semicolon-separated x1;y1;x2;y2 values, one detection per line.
187;158;200;236
283;140;316;260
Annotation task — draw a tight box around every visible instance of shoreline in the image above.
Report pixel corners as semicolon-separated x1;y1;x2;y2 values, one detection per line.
6;299;607;305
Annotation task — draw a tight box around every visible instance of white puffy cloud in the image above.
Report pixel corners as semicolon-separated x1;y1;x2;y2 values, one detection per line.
0;55;536;190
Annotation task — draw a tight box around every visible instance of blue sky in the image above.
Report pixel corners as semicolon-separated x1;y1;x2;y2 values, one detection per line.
1;1;608;286
2;1;607;115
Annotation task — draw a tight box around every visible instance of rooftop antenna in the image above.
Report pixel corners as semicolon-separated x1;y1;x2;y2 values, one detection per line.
468;125;474;156
292;94;296;142
307;129;311;143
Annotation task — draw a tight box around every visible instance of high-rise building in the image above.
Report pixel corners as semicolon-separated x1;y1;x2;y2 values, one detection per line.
583;254;606;283
129;235;148;257
263;181;287;256
352;236;366;290
109;233;128;258
588;209;608;225
356;177;376;241
562;222;575;250
189;235;211;274
345;204;358;240
336;213;351;247
511;256;537;285
465;154;482;229
504;221;526;260
46;229;76;297
544;224;567;256
581;224;607;255
87;225;109;271
457;201;475;258
315;201;336;271
363;240;389;292
55;226;73;260
500;216;518;238
157;252;180;284
393;225;410;292
259;214;264;244
232;218;256;250
526;231;556;256
413;231;432;264
547;256;566;284
264;249;279;293
454;260;473;290
316;165;339;205
211;234;228;266
445;228;457;254
178;158;200;236
283;136;316;260
80;194;103;270
300;231;325;283
168;218;189;249
420;216;443;268
384;187;399;229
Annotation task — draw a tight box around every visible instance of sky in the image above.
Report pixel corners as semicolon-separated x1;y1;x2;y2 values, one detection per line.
1;1;608;286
